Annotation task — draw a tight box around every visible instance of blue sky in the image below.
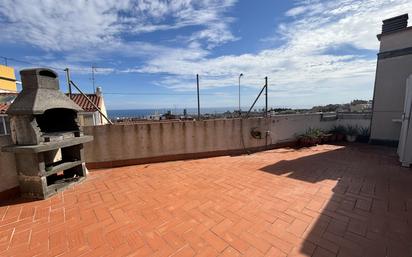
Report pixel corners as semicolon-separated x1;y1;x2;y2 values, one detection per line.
1;0;412;110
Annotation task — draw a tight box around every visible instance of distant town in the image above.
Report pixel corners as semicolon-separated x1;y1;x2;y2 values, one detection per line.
111;99;373;124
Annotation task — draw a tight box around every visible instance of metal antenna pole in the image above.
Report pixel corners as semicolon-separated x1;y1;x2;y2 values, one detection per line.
265;77;268;117
197;74;200;120
238;73;243;116
64;68;72;96
3;57;7;66
91;65;96;93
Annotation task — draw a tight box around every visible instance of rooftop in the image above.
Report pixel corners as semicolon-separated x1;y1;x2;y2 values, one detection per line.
1;143;411;256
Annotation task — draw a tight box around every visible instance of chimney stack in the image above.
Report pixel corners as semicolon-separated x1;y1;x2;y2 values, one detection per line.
382;14;408;34
96;86;102;97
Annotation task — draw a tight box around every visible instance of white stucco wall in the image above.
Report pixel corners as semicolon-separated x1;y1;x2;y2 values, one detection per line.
371;28;412;142
82;113;370;164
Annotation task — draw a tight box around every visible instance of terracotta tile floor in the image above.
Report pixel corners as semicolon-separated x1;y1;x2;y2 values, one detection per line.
1;144;412;257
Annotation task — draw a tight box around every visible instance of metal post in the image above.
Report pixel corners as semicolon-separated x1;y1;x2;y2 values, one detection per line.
246;83;266;118
264;77;269;149
238;73;243;115
64;68;72;96
265;77;268;117
3;57;7;66
197;74;200;120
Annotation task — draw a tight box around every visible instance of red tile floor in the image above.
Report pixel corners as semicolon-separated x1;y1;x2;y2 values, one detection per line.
1;144;412;257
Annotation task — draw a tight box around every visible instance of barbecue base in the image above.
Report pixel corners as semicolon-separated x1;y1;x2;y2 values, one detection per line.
2;136;93;199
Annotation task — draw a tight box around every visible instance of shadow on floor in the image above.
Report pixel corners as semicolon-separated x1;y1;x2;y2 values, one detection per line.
0;196;37;207
260;143;412;257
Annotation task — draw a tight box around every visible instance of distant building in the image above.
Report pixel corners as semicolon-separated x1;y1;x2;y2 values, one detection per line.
0;65;17;135
146;113;164;121
67;87;109;126
350;101;372;112
0;65;17;93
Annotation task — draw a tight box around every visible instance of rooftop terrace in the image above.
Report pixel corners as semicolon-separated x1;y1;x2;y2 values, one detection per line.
1;143;411;257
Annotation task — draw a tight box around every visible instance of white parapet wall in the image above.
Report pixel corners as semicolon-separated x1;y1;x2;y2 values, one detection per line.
82;113;371;167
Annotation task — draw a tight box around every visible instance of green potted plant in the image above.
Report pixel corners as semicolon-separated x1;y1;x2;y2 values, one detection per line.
330;125;346;141
357;127;370;143
297;128;324;147
345;125;359;142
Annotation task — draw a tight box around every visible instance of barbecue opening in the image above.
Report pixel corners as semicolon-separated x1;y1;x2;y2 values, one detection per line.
36;108;79;133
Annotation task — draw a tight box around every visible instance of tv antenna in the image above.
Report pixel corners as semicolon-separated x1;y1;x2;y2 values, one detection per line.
91;65;97;93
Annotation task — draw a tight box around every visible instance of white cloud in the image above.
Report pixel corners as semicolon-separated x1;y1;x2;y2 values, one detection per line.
134;0;412;104
0;0;237;51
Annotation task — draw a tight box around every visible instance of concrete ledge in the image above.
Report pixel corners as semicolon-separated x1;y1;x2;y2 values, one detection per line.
378;46;412;60
86;140;298;170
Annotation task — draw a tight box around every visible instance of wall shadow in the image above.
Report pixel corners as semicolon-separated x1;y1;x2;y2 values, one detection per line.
259;143;412;257
0;196;37;207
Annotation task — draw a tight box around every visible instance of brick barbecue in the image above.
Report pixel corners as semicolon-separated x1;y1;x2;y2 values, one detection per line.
1;68;93;199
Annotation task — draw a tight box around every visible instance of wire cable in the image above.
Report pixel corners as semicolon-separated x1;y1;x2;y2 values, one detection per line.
103;92;222;96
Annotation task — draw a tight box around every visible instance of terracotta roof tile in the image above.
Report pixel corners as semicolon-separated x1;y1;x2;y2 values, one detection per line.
0;93;16;114
67;94;101;112
0;103;10;114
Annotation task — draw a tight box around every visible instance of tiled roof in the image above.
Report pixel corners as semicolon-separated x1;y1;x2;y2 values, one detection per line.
68;94;101;112
0;92;17;114
0;103;9;114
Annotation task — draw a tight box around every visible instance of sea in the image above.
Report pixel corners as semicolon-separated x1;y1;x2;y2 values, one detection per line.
107;107;238;119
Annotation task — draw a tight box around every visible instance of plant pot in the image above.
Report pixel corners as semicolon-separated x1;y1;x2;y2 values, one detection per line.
336;133;344;141
346;135;357;142
357;135;369;143
322;134;333;144
299;137;315;147
310;138;319;145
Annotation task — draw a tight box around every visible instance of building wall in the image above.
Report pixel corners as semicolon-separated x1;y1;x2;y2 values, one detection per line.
0;65;17;92
99;97;109;125
78;113;96;126
82;114;370;166
370;29;412;144
0;135;18;192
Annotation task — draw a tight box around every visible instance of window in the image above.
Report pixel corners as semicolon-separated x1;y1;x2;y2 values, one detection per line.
0;116;10;135
0;116;7;135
